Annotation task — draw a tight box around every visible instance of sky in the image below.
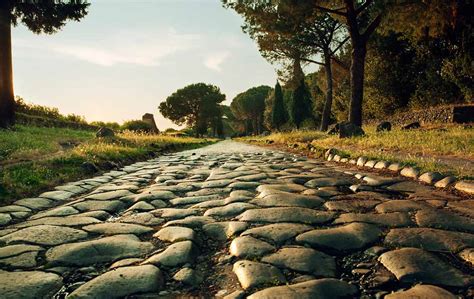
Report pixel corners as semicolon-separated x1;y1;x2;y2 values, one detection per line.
12;0;278;129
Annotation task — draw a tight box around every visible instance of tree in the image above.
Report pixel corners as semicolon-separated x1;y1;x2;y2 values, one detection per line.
158;83;225;137
0;0;89;128
271;81;286;130
230;86;271;135
289;78;312;129
314;0;382;126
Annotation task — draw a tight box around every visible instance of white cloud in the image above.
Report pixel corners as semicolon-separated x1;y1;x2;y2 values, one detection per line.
204;51;230;71
16;28;200;67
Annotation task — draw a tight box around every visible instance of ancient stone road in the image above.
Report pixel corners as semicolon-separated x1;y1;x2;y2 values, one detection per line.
0;140;473;298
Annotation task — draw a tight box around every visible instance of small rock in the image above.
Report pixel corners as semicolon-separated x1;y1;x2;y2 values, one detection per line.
96;127;115;138
376;121;391;132
233;260;286;289
402;122;420;130
173;268;203;286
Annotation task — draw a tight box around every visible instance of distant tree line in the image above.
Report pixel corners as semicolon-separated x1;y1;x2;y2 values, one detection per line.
221;0;473;132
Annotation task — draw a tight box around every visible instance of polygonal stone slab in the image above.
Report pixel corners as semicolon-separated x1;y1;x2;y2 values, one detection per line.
68;265;163;298
0;270;63;299
204;203;257;217
416;209;474;232
154;226;195;242
237;207;334;225
247;278;358;299
85;190;134;201
144;240;198;267
0;225;88;246
46;234;154;266
241;223;312;244
305;178;353;188
385;227;474;252
324;200;380;212
297;223;382;251
385;284;457;299
379;247;474;287
230;236;275;258
82;223;153;235
262;247;336;277
251;192;323;208
233;260;286;289
375;200;428;213
334;212;413;227
73;200;126;213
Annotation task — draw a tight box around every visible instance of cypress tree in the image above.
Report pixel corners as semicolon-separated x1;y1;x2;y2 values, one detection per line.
289;79;312;129
271;81;286;130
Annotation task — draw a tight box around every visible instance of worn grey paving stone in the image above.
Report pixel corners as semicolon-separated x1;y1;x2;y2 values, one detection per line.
385;284;457;299
29;206;79;220
154;226;195;242
386;181;432;193
203;221;249;241
163;216;214;228
256;183;306;195
46;234;154;266
191;199;226;208
0;205;31;213
14;198;55;210
200;179;232;188
305;177;353;188
173;268;203;286
125;201;155;213
230;236;275;258
362;175;402;187
247;278;358;299
55;184;87;194
0;244;43;258
14;216;101;228
251;192;323;209
145;240;198;267
324;199;380;212
334;212;414;227
68;265;163;299
241;223;312;244
0;270;63;299
119;212;164;226
82;223;153;235
262;247;336;277
416;209;474;232
0;250;39;268
228;181;260;190
73;200;126;213
39;190;75;201
379;247;474;287
152;208;199;219
237;207;335;225
302;189;342;197
170;195;222;206
94;183;138;192
133;190;176;202
186;188;231;197
375;200;428;213
0;225;88;246
447;200;474;218
0;213;12;226
204;202;257;218
297;223;382;251
233;260;286;290
70;210;111;220
459;248;474;265
385;227;474;252
85;190;134;201
331;191;391;201
230;190;254;198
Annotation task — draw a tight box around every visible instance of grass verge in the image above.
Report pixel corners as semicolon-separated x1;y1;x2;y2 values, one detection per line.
238;124;474;179
0;126;216;203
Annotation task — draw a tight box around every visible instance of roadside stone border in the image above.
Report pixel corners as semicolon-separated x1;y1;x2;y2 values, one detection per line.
322;148;474;196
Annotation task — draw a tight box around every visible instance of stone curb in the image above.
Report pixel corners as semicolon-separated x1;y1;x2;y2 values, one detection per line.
321;147;474;196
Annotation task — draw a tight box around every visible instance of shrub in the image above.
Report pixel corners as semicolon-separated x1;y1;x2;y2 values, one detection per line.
121;120;154;133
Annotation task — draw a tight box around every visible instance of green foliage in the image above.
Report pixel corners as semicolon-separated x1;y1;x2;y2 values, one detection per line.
9;1;90;34
158;83;225;136
89;121;121;130
271;81;287;130
230;85;272;135
288;79;313;129
121;120;154;133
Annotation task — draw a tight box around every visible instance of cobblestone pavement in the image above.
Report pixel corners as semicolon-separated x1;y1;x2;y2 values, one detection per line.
0;140;473;298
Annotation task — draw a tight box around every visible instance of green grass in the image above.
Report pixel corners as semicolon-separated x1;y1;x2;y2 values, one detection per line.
239;124;474;179
0;126;215;203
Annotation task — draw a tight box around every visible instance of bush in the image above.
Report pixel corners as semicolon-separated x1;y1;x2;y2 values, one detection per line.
121;120;154;133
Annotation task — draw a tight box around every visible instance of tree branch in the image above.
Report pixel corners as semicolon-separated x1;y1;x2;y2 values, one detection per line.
355;0;374;15
362;13;382;41
314;5;347;17
331;56;349;71
329;36;350;56
300;57;325;66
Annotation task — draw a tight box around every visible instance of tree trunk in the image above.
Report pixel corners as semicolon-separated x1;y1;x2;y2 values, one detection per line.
320;53;333;131
348;41;367;127
0;5;14;128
